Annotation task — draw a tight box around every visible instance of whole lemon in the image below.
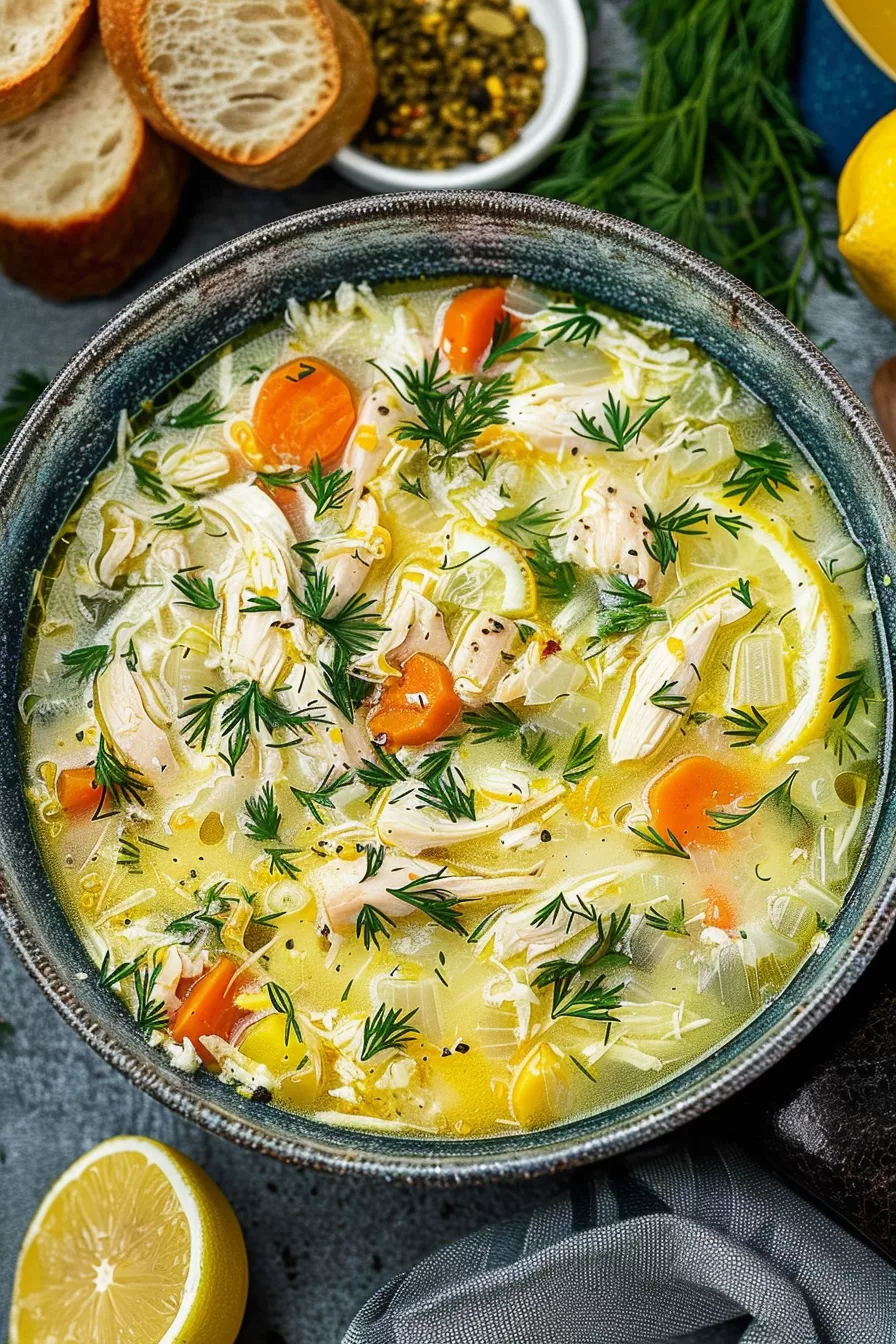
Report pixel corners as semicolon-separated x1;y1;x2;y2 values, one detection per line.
838;108;896;321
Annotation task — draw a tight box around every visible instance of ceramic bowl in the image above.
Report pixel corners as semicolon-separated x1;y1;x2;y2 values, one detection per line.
1;193;895;1182
333;0;589;192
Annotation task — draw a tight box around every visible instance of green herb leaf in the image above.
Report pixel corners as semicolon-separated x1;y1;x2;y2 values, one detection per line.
244;782;282;843
829;665;874;727
60;643;110;685
643;499;710;573
240;594;282;613
562;728;601;784
98;950;144;990
417;766;477;822
356;903;396;951
529;539;577;603
376;355;513;476
708;770;804;830
714;512;752;539
496;498;562;547
588;574;666;649
362;843;386;881
723;441;797;506
573;392;668;451
360;1003;419;1061
266;981;302;1046
131;456;170;503
356;744;410;803
164;389;226;429
386;870;471;936
291;767;354;824
152;502;202;531
172;572;219;610
542;301;602;348
463;702;521;743
644;899;690;937
398;473;428;499
731;577;753;609
482;315;540;370
93;735;148;815
133;961;168;1036
0;369;49;449
521;730;554;771
290;568;386;660
628;824;690;859
649;679;689;716
299;454;353;519
723;705;768;747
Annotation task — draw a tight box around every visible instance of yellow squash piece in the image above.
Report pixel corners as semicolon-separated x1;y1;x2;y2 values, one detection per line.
838;109;896;321
10;1136;248;1344
510;1041;572;1128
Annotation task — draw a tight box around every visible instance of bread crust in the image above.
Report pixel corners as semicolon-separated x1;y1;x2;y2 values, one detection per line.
0;121;188;300
98;0;377;189
0;1;95;125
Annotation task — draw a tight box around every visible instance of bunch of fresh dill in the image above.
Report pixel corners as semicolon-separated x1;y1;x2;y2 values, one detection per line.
532;0;849;328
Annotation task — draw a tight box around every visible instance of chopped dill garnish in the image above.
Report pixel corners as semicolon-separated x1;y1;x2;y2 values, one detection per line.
133;962;168;1036
398;473;428;499
562;729;601;784
299;454;353;518
830;665;874;726
98;950;143;990
171;572;219;610
551;975;624;1023
542;301;602;348
588;574;666;649
152;502;202;530
533;906;631;1001
731;577;753;609
463;702;521;743
362;843;385;881
723;705;768;747
521;730;554;771
240;594;281;613
290;567;386;660
360;1004;419;1061
628;824;690;859
649;680;689;716
93;735;148;815
131;456;169;503
60;643;110;684
723;441;796;506
481;315;540;370
180;679;327;771
164;389;226;429
386;870;471;936
573;391;668;451
496;499;562;547
417;766;477;822
266;982;302;1046
356;903;396;950
264;849;303;879
708;770;804;830
643;499;710;572
531;891;597;930
529;539;577;603
291;767;355;824
644;900;690;937
244;783;281;842
714;512;752;539
356;745;410;803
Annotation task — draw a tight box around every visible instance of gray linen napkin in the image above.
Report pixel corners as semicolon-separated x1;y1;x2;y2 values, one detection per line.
342;1144;896;1344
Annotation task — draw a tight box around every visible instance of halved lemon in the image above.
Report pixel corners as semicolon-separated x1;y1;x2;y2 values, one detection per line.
703;496;847;763
436;521;536;617
9;1136;248;1344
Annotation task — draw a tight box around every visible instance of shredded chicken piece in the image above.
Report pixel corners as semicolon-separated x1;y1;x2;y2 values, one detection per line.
94;656;178;782
565;474;659;592
448;611;518;705
344;384;404;500
377;782;565;856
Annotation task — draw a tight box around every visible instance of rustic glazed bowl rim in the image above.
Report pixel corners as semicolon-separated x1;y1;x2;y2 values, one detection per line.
1;191;894;1184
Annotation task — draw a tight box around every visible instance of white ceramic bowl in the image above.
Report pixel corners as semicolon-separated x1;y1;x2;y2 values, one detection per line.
333;0;589;192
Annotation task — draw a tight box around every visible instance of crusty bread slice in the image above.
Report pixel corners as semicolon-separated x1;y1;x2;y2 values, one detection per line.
0;34;188;300
0;0;94;124
98;0;376;189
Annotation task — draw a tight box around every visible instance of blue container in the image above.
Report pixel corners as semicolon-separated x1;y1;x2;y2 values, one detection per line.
798;0;896;173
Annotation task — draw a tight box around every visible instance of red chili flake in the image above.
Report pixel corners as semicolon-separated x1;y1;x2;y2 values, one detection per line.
541;639;561;659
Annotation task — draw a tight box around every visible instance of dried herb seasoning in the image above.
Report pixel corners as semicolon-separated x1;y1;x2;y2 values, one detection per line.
344;0;546;170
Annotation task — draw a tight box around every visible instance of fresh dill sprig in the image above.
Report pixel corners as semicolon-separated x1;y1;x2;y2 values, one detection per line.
165;884;232;938
93;735;148;814
723;441;797;506
573;392;669;451
98;950;143;990
562;729;601;784
643;499;710;572
172;572;219;610
133;962;169;1036
533;906;631;998
240;594;282;613
482;315;540;370
830;665;874;726
708;770;804;830
291;567;385;659
723;705;768;747
530;0;850;328
117;838;142;871
644;899;690;937
521;730;554;771
463;702;521;743
131;456;170;503
244;783;281;842
531;890;598;931
355;744;410;803
398;473;428;499
551;975;624;1023
377;355;513;476
266;981;302;1046
362;843;386;881
152;502;202;531
319;646;365;722
291;767;354;824
496;499;562;547
417;766;477;822
415;746;454;781
0;369;49;449
264;848;303;879
256;466;305;490
180;679;327;769
386;871;471;936
164;389;226;429
291;538;322;569
649;680;689;716
542;301;602;348
731;577;753;609
356;903;396;951
588;574;666;649
299;454;353;519
825;722;869;766
529;539;578;603
360;1004;419;1061
628;823;690;859
715;512;752;539
60;643;110;684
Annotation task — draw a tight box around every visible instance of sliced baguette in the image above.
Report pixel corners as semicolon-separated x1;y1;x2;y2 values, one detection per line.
0;0;94;124
0;34;188;300
98;0;376;189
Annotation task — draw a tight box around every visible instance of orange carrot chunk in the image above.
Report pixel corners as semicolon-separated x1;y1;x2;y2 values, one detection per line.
252;359;355;470
441;286;507;374
368;653;462;750
56;766;102;814
704;886;739;931
171;956;243;1064
648;754;748;849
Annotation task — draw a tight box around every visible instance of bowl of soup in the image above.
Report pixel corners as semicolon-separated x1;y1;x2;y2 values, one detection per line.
2;193;895;1180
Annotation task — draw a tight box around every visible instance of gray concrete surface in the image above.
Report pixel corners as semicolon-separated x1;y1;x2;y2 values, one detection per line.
1;136;894;1344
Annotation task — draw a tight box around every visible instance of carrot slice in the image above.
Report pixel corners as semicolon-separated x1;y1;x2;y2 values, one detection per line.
441;286;507;374
368;653;462;749
648;755;749;849
252;359;355;470
56;766;101;814
171;956;243;1064
704;886;739;931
